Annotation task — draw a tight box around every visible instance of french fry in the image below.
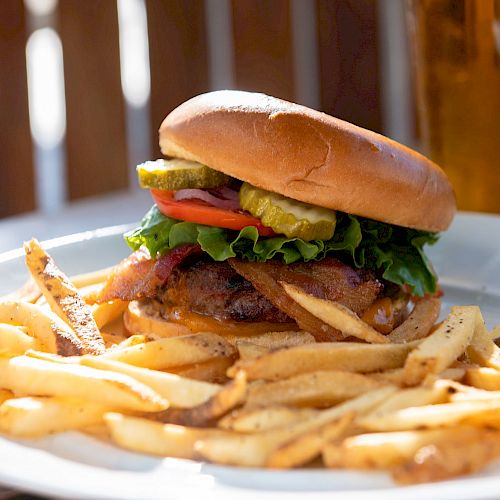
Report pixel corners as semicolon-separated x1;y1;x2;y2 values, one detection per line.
387;297;441;343
467;315;500;370
80;357;220;408
490;326;500;341
98;332;236;371
231;330;315;349
91;300;128;329
402;306;478;386
0;355;167;412
218;407;318;432
104;413;231;458
158;371;247;426
359;382;451;425
236;342;269;360
196;387;396;467
267;412;353;468
77;283;104;304
281;283;389;344
358;398;500;432
0;301;84;356
69;267;114;289
0;323;40;354
24;239;105;355
0;278;41;304
171;356;233;384
0;389;14;405
245;371;385;409
323;426;483;470
392;427;500;484
466;367;500;390
0;397;109;437
229;341;418;381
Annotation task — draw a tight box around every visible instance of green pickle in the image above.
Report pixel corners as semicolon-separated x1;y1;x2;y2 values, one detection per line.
239;183;336;241
137;159;230;190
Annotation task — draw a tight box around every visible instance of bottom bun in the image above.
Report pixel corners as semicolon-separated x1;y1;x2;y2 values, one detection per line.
123;299;297;343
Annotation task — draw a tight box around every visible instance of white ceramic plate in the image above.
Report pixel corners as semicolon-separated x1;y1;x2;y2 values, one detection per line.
0;213;499;500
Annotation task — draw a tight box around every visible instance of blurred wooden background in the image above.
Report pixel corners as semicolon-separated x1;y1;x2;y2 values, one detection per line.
0;0;414;219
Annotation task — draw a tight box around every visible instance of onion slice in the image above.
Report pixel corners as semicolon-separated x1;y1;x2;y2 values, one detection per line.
174;188;241;210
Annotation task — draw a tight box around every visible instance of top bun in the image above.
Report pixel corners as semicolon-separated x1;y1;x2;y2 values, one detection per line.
159;91;456;232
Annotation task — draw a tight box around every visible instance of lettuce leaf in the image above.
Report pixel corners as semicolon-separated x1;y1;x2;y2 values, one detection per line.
125;206;439;296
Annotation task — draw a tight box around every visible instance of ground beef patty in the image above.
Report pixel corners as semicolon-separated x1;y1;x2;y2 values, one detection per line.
159;257;383;324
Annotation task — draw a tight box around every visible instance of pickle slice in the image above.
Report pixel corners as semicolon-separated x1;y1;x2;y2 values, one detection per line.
239;183;336;241
137;159;230;190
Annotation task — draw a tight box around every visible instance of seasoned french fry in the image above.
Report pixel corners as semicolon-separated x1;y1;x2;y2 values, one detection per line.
77;283;104;305
24;239;105;355
97;332;236;370
323;426;482;470
245;371;385;409
104;413;231;458
0;323;40;354
0;355;167;412
231;330;315;349
218;407;318;432
387;297;441;343
0;397;109;437
196;387;396;467
91;300;128;329
0;301;84;356
171;356;233;384
229;341;418;381
403;306;478;386
267;412;353;468
236;342;269;360
359;382;450;425
358;398;500;432
281;283;389;344
467;315;500;370
158;371;247;426
0;278;41;304
392;427;500;484
80;357;220;408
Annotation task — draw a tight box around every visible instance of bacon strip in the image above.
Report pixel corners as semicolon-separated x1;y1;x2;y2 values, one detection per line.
97;245;201;303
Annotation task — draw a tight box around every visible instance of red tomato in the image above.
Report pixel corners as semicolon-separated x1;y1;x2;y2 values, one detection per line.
150;189;275;236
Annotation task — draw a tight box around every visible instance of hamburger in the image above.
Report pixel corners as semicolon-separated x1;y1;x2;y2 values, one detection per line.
98;90;456;341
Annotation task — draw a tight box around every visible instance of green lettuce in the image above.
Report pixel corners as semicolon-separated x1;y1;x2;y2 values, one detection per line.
125;206;439;296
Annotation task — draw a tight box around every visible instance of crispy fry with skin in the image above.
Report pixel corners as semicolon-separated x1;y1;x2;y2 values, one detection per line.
104;413;232;458
245;371;385;409
392;427;500;484
281;283;389;344
170;356;233;384
195;387;396;467
218;407;318;432
0;355;167;412
0;396;110;437
467;314;500;370
0;301;84;356
80;357;220;408
387;297;441;343
403;306;478;386
466;367;500;391
97;332;236;370
267;412;353;468
228;341;418;381
154;371;246;426
24;239;105;354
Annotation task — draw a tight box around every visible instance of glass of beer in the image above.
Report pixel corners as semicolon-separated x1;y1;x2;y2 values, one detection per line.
406;0;500;212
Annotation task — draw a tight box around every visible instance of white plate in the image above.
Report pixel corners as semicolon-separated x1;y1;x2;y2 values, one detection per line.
0;213;499;500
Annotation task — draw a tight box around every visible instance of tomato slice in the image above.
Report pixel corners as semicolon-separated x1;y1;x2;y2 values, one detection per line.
150;189;275;236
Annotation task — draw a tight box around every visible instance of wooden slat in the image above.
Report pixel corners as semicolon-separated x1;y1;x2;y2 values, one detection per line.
59;1;128;200
146;0;209;156
231;0;295;101
317;0;382;132
0;1;35;217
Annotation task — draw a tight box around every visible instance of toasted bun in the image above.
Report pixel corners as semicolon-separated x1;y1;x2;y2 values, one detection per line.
160;90;456;232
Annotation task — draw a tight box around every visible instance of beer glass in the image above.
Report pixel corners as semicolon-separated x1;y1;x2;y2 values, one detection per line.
406;0;500;212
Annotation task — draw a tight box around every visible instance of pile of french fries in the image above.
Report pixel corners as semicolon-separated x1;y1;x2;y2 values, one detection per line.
0;239;500;485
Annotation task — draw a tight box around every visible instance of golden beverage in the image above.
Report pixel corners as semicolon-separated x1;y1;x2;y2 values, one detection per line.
406;0;500;212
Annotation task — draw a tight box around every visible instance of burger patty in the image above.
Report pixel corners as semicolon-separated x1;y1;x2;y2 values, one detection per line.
159;257;383;323
160;259;291;323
